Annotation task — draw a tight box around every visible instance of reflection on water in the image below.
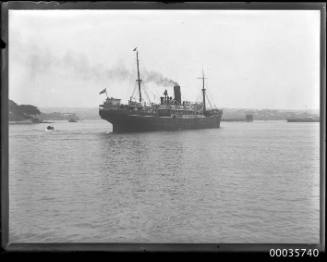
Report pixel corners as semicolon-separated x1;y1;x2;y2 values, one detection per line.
9;120;320;243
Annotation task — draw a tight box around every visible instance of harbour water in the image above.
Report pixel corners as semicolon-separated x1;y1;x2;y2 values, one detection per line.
9;120;320;243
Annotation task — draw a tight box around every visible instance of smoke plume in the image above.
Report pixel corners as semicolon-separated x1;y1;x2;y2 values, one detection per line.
13;37;178;88
142;70;178;87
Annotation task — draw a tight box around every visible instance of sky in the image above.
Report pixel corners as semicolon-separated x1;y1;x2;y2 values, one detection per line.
9;9;320;109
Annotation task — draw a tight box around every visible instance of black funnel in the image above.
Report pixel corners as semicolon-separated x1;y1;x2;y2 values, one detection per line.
174;85;181;104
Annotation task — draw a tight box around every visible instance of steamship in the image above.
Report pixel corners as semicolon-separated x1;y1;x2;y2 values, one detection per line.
99;48;223;133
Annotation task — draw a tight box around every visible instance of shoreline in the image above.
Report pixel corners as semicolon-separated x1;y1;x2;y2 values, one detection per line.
9;120;54;125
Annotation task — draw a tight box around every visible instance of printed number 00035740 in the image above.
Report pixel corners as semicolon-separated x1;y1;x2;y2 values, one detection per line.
269;248;319;257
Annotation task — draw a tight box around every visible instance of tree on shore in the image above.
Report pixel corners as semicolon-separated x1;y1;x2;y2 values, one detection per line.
9;100;41;121
19;104;41;116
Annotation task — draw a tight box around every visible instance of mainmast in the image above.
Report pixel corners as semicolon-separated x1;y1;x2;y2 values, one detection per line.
133;47;142;103
198;71;207;114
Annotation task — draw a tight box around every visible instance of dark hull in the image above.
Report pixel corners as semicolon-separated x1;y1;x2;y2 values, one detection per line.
99;109;222;133
287;118;319;122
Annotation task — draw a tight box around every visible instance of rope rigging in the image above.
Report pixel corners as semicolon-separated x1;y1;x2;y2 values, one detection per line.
130;82;138;101
141;83;152;104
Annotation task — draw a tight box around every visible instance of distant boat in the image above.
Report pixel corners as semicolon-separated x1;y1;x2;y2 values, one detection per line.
68;118;78;122
287;117;319;122
67;114;79;122
31;118;42;123
46;125;55;130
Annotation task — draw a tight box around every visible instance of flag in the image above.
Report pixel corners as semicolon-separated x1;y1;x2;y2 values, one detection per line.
133;47;137;51
99;88;106;95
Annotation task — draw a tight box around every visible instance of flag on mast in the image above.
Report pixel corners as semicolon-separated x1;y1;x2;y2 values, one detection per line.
99;88;106;95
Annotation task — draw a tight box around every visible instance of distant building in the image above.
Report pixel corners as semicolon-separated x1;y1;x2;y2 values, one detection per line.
246;114;253;122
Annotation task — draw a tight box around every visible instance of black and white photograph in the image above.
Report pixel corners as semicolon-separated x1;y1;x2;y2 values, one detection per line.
1;2;325;253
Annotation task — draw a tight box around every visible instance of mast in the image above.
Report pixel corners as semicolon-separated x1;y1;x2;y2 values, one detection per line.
134;47;142;102
198;71;207;114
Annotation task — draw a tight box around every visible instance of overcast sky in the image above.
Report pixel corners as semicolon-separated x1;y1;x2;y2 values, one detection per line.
9;9;320;109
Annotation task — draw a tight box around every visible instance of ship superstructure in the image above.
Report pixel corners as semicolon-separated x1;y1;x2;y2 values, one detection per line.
99;48;223;133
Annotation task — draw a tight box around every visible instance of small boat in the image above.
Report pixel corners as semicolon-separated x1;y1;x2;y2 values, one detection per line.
46;125;55;130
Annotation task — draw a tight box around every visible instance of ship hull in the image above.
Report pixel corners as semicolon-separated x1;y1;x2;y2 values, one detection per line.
99;109;222;133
